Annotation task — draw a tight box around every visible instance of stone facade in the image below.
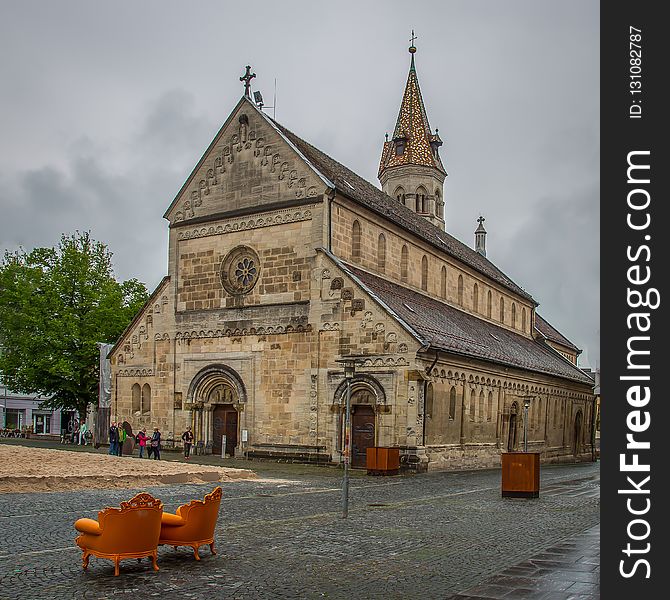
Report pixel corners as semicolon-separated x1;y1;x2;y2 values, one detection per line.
109;59;595;471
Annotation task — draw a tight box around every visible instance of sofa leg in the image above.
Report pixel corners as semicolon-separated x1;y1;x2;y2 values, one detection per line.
114;557;120;577
210;542;217;556
193;545;200;561
82;551;90;570
152;552;160;572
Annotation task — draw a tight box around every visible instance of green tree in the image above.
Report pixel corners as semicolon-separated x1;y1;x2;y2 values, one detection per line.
0;232;148;420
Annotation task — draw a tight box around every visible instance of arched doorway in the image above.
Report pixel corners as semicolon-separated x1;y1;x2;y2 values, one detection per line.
334;375;386;469
507;402;519;452
209;385;239;457
573;410;583;457
187;364;247;458
351;392;376;468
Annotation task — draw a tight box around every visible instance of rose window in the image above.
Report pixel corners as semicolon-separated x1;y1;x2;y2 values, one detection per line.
235;258;257;287
221;246;261;295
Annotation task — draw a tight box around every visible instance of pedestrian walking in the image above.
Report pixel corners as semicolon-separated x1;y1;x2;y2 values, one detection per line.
79;422;88;445
182;426;194;460
136;428;148;458
108;422;119;455
117;424;126;456
149;427;161;460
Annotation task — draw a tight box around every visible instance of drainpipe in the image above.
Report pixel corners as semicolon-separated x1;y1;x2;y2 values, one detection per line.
422;349;439;445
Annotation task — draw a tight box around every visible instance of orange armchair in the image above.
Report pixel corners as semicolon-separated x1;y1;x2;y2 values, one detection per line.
74;492;163;576
159;486;222;560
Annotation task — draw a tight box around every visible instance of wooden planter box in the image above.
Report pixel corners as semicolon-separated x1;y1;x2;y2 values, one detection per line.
501;452;540;498
367;447;400;475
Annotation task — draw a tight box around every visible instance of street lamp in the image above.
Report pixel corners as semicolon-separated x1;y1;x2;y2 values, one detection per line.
523;396;533;453
337;358;357;519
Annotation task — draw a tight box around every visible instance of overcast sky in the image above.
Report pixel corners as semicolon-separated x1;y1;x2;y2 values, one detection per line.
0;0;599;368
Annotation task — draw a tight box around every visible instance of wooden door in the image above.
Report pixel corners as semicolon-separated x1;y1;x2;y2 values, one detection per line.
212;404;238;457
351;405;375;468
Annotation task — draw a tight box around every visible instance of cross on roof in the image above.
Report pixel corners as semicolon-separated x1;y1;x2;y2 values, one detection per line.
240;65;256;97
410;30;417;46
478;216;485;225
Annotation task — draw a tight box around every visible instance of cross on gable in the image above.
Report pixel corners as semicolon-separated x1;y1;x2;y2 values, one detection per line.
410;30;417;46
240;65;256;97
478;216;485;226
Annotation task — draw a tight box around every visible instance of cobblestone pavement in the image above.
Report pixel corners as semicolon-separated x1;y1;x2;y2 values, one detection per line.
0;452;599;600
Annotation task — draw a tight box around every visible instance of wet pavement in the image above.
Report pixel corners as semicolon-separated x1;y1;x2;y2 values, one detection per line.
0;439;599;599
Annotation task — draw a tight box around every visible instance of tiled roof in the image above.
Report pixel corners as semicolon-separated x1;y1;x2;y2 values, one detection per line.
269;117;535;303
340;262;592;385
378;56;445;176
534;313;581;352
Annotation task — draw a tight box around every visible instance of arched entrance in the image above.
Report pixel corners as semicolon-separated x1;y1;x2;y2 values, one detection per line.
334;375;386;469
507;402;519;452
187;364;247;458
573;410;583;457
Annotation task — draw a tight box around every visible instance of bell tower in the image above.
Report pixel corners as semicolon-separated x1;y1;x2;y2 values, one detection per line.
378;34;446;230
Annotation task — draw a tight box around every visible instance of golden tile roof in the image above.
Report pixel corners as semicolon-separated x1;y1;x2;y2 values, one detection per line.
378;54;446;178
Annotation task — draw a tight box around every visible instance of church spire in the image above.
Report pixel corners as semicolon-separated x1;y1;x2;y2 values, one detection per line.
378;35;447;231
378;38;445;179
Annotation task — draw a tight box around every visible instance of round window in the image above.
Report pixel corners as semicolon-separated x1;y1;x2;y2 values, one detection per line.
220;246;261;295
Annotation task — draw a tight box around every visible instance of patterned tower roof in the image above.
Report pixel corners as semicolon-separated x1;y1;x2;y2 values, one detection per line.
378;46;446;179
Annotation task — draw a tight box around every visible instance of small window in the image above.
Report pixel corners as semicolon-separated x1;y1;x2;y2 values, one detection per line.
401;245;408;283
487;391;494;422
449;387;456;420
441;266;447;299
487;290;492;318
132;383;141;414
377;233;386;272
425;383;434;419
499;296;505;323
142;383;152;414
421;255;428;291
458;275;464;306
473;283;479;313
469;388;476;422
352;220;361;262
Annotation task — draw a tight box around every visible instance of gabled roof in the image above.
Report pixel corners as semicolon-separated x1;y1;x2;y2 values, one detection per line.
378;52;445;177
336;259;592;385
270;118;535;303
534;313;581;353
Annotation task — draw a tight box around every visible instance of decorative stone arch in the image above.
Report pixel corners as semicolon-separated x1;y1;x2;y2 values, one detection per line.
333;374;387;407
187;364;248;406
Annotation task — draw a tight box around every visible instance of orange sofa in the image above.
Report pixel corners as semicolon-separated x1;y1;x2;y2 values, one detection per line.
74;492;163;576
159;486;222;560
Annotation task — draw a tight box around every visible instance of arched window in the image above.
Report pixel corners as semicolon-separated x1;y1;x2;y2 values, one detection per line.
421;255;428;291
416;186;427;213
394;186;406;206
131;383;141;414
487;391;494;422
352;220;361;262
458;275;464;306
512;303;517;329
401;245;408;283
449;387;456;420
435;189;442;217
425;383;434;419
478;390;485;422
487;290;492;318
142;383;151;414
499;296;505;323
522;307;527;332
469;388;476;421
441;266;447;299
473;283;479;313
377;233;386;272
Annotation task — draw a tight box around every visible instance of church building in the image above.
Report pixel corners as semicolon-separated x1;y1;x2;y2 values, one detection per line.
109;44;595;471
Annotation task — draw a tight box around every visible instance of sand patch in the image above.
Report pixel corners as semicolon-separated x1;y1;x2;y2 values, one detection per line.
0;445;257;493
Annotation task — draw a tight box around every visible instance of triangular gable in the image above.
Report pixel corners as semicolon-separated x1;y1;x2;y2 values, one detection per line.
164;97;331;224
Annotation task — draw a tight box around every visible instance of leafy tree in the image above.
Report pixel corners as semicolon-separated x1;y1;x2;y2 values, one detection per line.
0;232;148;420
